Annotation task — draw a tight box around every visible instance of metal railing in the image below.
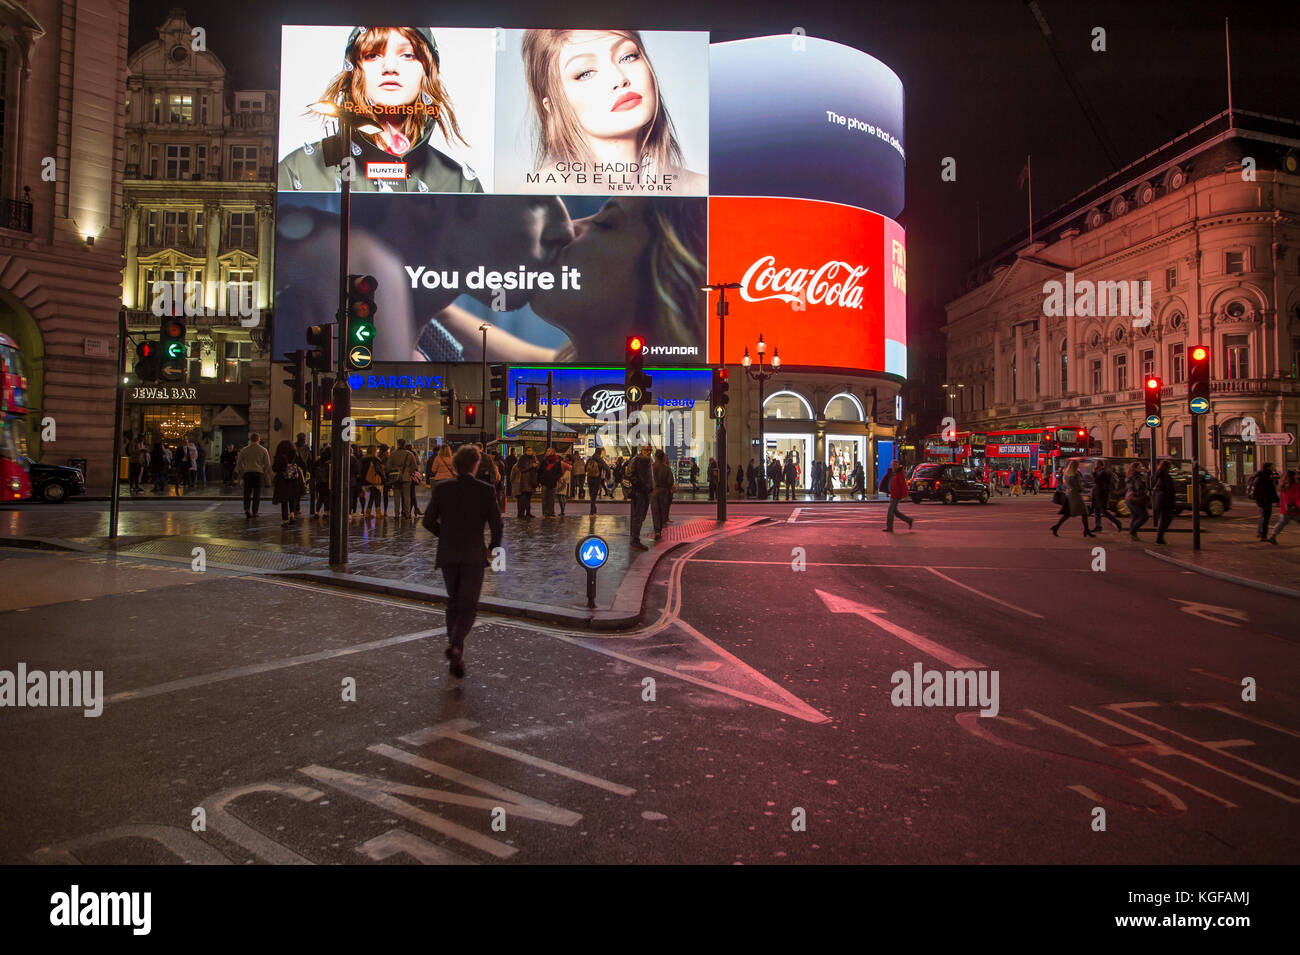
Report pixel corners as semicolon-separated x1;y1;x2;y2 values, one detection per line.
1;198;33;233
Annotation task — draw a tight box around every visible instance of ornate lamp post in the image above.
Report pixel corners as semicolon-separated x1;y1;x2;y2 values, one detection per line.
743;334;780;498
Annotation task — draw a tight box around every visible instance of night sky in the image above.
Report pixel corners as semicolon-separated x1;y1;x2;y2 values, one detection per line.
128;0;1300;318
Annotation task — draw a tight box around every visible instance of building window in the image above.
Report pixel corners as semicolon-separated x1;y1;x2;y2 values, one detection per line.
1165;266;1177;291
230;144;259;181
1291;336;1300;378
1170;342;1185;384
1225;250;1245;275
162;210;187;246
169;93;193;123
1034;349;1040;395
195;144;207;178
227;212;256;249
1010;355;1016;401
762;391;814;419
1060;338;1068;393
152;93;162;124
200;95;208;125
223;340;251;383
145;210;158;246
1167;426;1183;460
165;144;192;179
1114;353;1128;391
1090;359;1102;393
194;210;204;248
1224;334;1249;379
1141;348;1154;380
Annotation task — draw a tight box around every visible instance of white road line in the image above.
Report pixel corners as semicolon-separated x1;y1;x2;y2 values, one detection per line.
106;627;446;704
787;507;803;524
687;558;1091;571
926;567;1046;619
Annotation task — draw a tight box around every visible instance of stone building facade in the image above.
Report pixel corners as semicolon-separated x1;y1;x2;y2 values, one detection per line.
944;110;1300;489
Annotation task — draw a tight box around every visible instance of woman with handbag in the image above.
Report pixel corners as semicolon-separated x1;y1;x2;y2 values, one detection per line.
272;439;307;526
1050;459;1093;537
360;446;385;518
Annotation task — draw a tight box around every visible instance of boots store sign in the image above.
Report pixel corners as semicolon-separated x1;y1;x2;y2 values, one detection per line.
709;197;907;378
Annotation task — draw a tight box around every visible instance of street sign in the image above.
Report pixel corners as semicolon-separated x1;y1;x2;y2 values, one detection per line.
576;536;609;569
1145;414;1161;428
1189;395;1210;415
348;346;372;369
575;534;609;610
626;385;643;404
1256;432;1296;446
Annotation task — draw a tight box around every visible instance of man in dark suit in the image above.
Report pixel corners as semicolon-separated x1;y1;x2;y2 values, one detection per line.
423;445;504;678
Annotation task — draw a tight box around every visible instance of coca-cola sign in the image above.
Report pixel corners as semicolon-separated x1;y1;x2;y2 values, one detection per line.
709;197;907;376
580;385;627;416
739;256;869;309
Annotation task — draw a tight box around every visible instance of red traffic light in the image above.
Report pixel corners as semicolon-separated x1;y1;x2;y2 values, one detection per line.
628;336;644;352
466;405;475;415
137;342;153;357
162;320;185;339
1145;376;1160;390
349;274;378;295
718;368;729;380
1191;345;1208;362
1078;429;1086;437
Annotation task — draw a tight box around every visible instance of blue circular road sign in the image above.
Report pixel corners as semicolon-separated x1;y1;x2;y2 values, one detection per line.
1189;396;1210;414
1145;414;1161;428
576;535;609;570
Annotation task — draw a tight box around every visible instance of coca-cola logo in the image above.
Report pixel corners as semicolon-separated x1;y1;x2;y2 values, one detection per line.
580;385;627;416
739;256;868;309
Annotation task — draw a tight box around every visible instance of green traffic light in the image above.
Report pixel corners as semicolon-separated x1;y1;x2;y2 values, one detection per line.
350;323;374;344
166;342;185;358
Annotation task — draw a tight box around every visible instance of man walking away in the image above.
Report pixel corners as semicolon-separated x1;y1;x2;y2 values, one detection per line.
1151;459;1176;544
882;460;914;532
852;460;865;500
1124;462;1150;541
234;433;272;519
1248;462;1279;541
707;456;720;502
767;456;782;500
1090;462;1122;532
311;443;331;517
1266;469;1298;544
630;445;653;550
587;448;606;514
424;445;503;679
651;448;673;541
690;458;700;493
784;455;798;501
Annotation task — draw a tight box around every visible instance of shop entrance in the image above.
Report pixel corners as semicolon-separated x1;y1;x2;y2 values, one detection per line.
825;436;866;494
1221;439;1255;492
762;433;812;490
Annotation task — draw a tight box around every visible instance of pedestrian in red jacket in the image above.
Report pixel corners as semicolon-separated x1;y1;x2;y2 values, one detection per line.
882;460;914;533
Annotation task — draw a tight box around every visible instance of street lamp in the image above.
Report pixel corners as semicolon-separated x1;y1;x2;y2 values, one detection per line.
479;323;491;445
701;281;740;522
743;334;780;498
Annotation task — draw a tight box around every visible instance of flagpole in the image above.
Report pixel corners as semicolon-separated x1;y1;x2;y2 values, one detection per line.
1225;18;1233;126
1027;154;1033;244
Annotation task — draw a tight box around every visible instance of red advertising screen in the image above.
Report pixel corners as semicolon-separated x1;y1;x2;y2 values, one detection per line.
707;197;906;375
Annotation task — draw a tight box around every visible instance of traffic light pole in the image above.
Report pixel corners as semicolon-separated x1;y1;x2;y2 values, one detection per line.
480;326;488;446
704;284;738;523
545;370;553;451
329;172;351;568
109;306;126;541
1191;420;1202;552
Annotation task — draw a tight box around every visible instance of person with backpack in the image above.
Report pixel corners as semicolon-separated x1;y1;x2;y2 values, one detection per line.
1124;462;1150;541
360;445;386;517
1266;469;1299;544
587;448;607;514
1248;462;1279;541
272;439;306;525
1090;462;1123;533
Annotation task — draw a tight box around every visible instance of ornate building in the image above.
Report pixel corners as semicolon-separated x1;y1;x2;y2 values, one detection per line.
122;8;276;463
0;1;128;492
944;110;1300;490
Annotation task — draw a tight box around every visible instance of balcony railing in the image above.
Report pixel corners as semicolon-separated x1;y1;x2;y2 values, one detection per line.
1;198;33;233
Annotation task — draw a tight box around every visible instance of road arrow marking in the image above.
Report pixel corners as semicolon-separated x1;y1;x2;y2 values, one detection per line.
1170;599;1247;628
815;588;987;668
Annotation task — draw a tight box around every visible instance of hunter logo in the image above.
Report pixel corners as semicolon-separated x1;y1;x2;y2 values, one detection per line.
580;385;627;416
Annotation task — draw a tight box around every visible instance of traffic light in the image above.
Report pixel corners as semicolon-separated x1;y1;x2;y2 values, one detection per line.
525;386;540;415
1188;344;1210;413
305;381;313;421
159;318;186;382
306;324;333;373
320;377;335;417
134;339;160;382
439;387;456;420
625;334;652;412
1144;375;1161;418
1210;424;1221;450
710;367;730;419
282;350;307;407
464;403;477;427
489;364;508;406
345;274;377;370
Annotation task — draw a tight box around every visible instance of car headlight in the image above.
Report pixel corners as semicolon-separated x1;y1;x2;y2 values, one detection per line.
7;477;18;492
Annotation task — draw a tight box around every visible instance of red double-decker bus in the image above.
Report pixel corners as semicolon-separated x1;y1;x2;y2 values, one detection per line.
921;430;977;464
0;332;31;499
983;426;1088;489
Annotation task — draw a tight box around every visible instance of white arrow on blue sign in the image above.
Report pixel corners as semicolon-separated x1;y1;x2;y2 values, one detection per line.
576;536;609;569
